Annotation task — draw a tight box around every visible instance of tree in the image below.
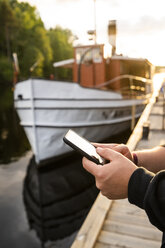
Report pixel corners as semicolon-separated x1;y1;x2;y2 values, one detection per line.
48;26;74;80
0;0;75;81
11;1;52;78
0;0;18;59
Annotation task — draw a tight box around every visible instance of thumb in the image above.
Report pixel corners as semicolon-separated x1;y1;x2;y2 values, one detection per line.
96;147;120;161
82;157;102;176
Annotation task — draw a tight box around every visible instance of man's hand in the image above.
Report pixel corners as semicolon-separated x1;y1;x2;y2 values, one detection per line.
93;143;133;161
82;147;137;200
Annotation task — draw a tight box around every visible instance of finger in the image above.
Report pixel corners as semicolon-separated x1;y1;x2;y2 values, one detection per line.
92;142;118;148
96;147;120;161
82;157;102;176
113;144;132;158
113;144;126;153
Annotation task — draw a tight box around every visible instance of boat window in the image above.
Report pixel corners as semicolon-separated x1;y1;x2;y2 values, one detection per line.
75;47;102;64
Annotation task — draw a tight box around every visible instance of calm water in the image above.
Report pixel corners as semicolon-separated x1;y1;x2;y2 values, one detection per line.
0;85;132;248
0;107;30;164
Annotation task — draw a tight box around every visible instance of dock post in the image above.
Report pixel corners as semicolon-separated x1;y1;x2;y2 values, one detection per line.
142;121;150;139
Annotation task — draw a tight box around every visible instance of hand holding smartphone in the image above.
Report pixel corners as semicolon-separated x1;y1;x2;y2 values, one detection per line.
63;129;107;165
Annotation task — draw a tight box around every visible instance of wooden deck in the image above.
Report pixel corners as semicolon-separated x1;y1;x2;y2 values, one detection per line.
71;89;164;248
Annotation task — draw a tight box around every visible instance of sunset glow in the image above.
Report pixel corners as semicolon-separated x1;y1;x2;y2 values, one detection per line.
20;0;165;66
153;73;165;93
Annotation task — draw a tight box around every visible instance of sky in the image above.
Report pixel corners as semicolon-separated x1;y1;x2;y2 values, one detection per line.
20;0;165;66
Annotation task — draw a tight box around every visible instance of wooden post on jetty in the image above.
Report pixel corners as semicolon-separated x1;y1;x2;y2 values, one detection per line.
131;105;136;131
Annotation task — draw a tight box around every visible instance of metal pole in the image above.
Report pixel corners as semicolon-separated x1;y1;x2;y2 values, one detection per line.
94;0;97;44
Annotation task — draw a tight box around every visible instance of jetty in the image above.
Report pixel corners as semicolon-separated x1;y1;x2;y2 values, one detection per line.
71;79;164;248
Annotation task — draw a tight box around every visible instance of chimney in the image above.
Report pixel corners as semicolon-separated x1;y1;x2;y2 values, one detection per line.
108;20;116;55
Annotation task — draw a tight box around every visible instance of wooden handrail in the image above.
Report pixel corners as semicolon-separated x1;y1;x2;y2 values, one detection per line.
95;74;153;89
127;93;156;151
71;194;112;248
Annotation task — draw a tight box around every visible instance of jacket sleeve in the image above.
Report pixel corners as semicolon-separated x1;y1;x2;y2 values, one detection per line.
128;167;165;232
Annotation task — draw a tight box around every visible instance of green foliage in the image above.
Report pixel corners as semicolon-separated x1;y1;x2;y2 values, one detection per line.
10;1;52;78
0;0;76;162
21;45;44;78
0;56;13;83
48;26;73;61
0;57;13;111
48;26;74;80
0;85;13;111
0;0;18;59
0;0;74;81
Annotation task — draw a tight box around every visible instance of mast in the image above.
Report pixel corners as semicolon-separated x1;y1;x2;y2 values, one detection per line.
94;0;97;44
87;0;97;44
12;53;20;86
108;20;117;55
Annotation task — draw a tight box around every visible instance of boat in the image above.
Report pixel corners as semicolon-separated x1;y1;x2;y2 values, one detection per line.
14;51;153;165
14;16;154;166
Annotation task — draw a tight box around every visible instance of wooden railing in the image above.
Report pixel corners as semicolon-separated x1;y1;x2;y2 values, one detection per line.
95;74;153;99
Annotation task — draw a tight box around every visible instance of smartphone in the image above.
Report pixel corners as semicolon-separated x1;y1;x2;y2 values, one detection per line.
63;129;107;165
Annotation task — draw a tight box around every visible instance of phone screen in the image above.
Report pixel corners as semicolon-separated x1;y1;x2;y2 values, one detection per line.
64;129;106;165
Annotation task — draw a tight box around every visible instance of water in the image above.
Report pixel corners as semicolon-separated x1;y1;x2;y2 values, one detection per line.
0;129;131;248
0;107;30;164
0;85;132;248
0;151;41;248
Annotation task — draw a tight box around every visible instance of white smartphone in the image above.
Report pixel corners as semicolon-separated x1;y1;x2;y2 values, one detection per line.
63;129;107;165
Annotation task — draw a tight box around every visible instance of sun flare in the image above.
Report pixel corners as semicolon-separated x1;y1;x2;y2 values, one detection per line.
153;73;165;93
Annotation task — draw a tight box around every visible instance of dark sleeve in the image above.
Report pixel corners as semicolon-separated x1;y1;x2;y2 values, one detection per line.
128;167;165;232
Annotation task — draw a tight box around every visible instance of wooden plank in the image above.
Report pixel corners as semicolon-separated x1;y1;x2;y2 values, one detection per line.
71;194;113;248
110;201;146;217
103;220;162;241
109;206;146;217
107;211;153;228
95;242;118;248
97;230;161;248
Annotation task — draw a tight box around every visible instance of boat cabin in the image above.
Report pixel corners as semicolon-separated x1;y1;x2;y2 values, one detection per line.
73;44;106;87
74;44;154;96
53;44;154;97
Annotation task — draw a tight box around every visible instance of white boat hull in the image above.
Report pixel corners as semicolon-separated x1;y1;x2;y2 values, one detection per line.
14;79;147;164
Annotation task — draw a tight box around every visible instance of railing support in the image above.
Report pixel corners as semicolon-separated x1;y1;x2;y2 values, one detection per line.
131;105;136;131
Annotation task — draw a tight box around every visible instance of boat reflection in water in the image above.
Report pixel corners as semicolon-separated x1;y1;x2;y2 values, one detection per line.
23;152;99;243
